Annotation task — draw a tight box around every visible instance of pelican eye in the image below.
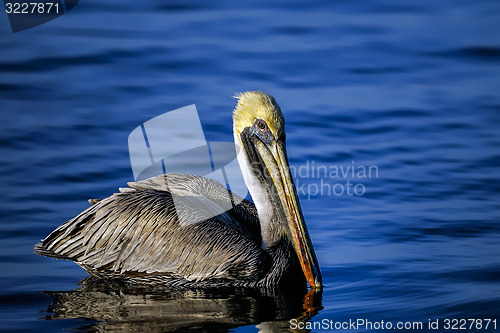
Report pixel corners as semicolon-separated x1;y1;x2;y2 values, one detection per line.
254;119;267;132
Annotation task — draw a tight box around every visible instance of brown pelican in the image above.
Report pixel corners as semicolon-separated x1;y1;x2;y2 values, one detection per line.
35;91;322;289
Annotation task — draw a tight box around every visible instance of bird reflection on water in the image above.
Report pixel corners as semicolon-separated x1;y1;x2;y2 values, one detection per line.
42;278;323;332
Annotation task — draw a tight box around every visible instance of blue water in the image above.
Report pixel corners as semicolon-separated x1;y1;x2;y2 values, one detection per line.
1;1;499;331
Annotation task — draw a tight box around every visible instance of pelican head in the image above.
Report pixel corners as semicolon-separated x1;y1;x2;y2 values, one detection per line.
233;91;322;288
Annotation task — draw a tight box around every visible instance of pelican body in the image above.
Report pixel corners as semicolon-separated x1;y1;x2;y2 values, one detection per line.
35;92;322;289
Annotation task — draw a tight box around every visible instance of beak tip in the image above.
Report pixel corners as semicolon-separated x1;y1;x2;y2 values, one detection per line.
305;271;322;289
312;275;322;288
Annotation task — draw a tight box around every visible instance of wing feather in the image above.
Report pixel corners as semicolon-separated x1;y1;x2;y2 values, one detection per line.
36;174;264;284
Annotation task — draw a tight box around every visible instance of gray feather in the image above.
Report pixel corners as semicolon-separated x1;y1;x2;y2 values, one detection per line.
35;174;264;286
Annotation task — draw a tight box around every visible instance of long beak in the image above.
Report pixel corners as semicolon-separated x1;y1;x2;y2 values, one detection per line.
256;140;322;288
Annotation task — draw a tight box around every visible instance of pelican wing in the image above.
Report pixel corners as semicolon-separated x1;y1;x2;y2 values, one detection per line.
35;174;265;284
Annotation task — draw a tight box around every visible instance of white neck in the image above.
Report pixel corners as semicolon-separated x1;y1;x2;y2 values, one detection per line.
234;128;276;249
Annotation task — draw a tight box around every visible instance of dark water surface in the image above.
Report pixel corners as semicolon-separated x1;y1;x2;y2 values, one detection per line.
1;1;499;332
